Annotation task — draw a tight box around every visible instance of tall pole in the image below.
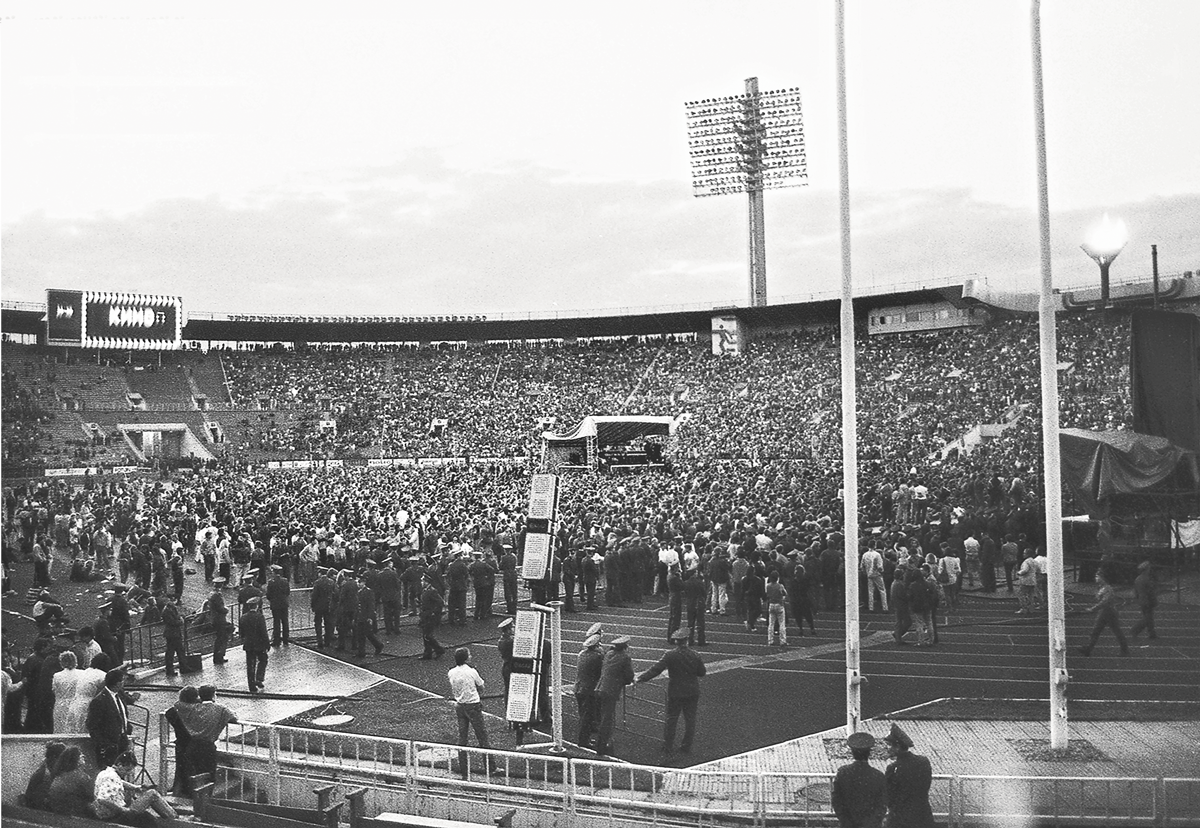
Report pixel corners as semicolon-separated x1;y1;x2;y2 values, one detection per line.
1151;244;1159;308
835;0;862;735
1030;0;1070;750
745;77;768;307
546;602;564;752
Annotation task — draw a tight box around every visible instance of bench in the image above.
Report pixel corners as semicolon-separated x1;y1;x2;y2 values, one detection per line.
345;787;515;828
0;802;198;828
191;778;343;828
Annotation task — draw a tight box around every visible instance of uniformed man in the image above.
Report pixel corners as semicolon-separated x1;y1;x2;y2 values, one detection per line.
883;724;935;828
265;564;291;646
574;632;603;748
636;628;706;757
496;617;514;700
207;586;231;665
353;576;385;658
446;553;470;625
560;551;578;613
240;597;270;693
335;570;359;651
593;636;634;757
376;560;402;634
831;731;887;828
468;551;498;620
666;565;684;642
419;576;446;660
499;544;519;616
310;566;336;648
580;549;600;610
683;569;707;646
238;570;263;610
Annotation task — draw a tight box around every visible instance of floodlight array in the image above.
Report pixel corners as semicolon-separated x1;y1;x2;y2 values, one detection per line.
685;87;807;197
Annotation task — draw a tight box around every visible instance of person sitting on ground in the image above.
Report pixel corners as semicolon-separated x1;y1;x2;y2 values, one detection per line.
91;749;178;827
46;745;95;817
23;740;67;809
32;591;65;632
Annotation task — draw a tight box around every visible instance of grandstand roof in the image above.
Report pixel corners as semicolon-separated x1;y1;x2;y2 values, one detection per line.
2;286;964;344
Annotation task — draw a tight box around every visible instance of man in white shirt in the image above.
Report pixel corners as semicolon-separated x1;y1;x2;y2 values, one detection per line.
92;750;176;825
861;545;888;612
447;647;490;778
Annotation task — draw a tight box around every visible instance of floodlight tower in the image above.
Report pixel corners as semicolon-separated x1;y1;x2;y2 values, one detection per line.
686;79;808;307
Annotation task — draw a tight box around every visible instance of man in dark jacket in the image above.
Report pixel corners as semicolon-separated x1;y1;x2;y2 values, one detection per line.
160;598;184;677
310;567;336;648
593;636;634;757
468;552;498;620
335;572;359;651
636;629;706;757
574;632;604;748
376;561;402;633
683;569;707;646
446;553;470;625
353;579;385;658
883;724;934;828
265;564;291;646
580;551;599;610
499;545;519;615
109;585;131;664
87;668;134;768
559;551;578;613
240;597;270;693
831;731;887;828
419;577;446;659
208;587;231;664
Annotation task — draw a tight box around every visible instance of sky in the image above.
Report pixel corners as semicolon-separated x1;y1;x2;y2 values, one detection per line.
3;0;1198;318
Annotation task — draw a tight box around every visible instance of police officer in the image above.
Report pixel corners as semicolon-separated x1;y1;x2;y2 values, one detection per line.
636;628;706;757
593;636;634;757
883;724;935;828
574;632;603;748
310;566;336;648
265;564;290;646
499;544;519;616
831;731;886;828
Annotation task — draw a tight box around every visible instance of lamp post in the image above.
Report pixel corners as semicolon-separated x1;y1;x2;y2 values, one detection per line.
1080;214;1128;309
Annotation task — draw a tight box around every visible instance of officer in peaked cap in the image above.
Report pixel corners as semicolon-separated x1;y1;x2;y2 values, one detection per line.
574;629;605;748
831;732;886;827
883;723;934;827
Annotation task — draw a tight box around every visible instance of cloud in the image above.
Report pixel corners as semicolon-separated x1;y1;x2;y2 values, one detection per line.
3;156;1198;317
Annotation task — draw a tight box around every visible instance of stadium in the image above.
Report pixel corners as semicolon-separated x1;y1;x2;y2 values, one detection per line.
3;268;1200;827
4;3;1200;827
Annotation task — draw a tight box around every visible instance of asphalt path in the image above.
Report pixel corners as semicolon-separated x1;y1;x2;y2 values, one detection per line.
9;552;1195;769
318;590;1199;767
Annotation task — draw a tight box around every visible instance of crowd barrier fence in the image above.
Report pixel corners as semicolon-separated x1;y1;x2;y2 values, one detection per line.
158;718;1200;828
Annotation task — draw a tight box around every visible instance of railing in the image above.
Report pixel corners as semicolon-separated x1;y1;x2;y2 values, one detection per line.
159;719;1200;828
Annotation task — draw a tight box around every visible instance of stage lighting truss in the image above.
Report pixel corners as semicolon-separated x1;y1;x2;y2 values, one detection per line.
686;87;807;197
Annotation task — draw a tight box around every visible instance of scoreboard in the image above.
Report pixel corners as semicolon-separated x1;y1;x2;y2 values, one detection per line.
46;290;182;350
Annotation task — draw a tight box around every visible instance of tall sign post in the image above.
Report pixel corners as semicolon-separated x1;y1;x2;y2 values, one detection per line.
686;80;807;307
508;474;563;748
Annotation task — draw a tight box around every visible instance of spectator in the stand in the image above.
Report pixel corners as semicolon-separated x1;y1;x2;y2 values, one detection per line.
47;746;94;817
92;749;177;826
23;740;67;809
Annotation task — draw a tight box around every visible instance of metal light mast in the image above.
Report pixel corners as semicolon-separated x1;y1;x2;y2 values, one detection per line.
686;79;807;307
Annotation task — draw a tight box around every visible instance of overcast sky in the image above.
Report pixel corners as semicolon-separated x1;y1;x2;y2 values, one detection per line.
3;0;1198;318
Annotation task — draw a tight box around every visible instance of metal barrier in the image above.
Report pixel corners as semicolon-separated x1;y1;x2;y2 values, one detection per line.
155;718;1200;828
